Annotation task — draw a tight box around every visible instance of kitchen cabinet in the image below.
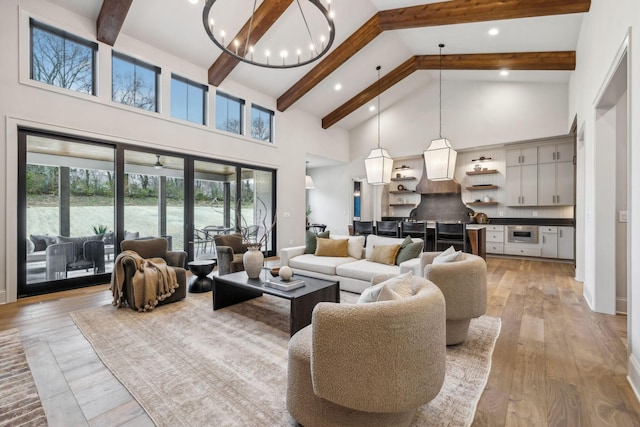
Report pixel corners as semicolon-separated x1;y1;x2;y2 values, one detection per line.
485;225;504;254
538;161;574;206
558;226;575;260
541;226;558;258
506;164;537;206
506;146;537;166
538;142;574;164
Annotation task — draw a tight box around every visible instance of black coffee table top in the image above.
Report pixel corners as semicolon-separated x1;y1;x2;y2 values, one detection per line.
213;271;338;300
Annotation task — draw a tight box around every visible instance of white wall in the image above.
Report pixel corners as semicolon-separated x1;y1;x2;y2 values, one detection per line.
568;0;640;400
0;0;349;303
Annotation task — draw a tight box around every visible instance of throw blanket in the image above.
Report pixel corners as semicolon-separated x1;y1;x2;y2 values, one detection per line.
111;250;178;312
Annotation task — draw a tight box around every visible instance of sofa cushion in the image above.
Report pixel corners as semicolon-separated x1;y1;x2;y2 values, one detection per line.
305;230;330;254
290;254;357;276
365;235;411;260
30;234;56;252
357;271;413;303
330;234;365;259
395;238;424;265
369;244;401;265
316;238;349;257
433;245;461;264
336;259;401;282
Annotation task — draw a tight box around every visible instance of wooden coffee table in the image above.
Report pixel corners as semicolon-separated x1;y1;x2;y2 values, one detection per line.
212;271;340;337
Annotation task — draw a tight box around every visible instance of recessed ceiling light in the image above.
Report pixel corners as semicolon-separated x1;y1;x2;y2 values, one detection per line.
334;83;342;91
500;70;509;76
488;28;499;36
369;105;375;112
188;0;198;4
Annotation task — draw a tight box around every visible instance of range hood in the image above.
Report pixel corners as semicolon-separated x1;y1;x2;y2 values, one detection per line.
415;166;461;194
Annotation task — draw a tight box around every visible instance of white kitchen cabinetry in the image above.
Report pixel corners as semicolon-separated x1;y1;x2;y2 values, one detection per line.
557;226;575;260
538;161;575;206
506;164;537;206
538;142;574;164
506;146;538;166
541;226;558;258
485;224;504;254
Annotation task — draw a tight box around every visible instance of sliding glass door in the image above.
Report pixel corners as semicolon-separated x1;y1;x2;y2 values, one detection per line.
18;129;276;297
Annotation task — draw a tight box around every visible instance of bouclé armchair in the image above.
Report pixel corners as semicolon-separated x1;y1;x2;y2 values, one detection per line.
287;276;446;426
420;251;487;345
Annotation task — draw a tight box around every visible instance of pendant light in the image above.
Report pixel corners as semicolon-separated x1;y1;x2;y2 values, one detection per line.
423;43;457;181
364;65;393;185
305;161;315;189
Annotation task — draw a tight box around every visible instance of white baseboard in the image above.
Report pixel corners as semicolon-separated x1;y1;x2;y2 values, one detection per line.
628;353;640;404
616;297;628;314
0;290;6;305
583;285;595;311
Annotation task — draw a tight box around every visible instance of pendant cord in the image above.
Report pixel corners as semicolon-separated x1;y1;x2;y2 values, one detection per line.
439;43;443;139
377;65;381;149
297;0;318;55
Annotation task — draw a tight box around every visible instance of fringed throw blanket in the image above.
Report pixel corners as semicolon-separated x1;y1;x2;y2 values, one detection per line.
111;250;179;312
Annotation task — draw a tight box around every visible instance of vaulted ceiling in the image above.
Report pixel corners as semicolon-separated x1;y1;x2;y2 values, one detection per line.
50;0;590;130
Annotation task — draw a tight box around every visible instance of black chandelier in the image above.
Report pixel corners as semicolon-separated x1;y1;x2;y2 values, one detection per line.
203;0;335;69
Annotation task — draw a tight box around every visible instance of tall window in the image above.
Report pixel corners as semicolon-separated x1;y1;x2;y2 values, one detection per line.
171;75;207;125
112;52;159;112
215;91;244;135
251;104;274;142
30;19;97;95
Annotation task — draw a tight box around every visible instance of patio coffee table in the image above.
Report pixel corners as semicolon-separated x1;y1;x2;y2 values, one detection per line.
212;271;340;337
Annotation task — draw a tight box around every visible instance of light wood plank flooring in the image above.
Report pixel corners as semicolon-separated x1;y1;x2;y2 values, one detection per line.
1;257;639;426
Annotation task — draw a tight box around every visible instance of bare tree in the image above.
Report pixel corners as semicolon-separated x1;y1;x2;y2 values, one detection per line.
251;116;270;141
31;27;93;94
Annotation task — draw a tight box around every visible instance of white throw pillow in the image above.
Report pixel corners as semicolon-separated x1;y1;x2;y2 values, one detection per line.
357;271;413;303
433;245;461;264
376;284;403;301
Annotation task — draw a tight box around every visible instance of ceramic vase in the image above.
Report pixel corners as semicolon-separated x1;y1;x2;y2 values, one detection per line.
243;245;264;279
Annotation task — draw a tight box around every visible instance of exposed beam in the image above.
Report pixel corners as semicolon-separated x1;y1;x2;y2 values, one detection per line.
278;0;590;112
96;0;133;46
321;58;417;130
277;15;382;112
377;0;592;30
208;0;294;87
322;51;576;129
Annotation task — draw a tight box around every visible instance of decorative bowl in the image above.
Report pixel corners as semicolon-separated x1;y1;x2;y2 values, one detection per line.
270;267;280;277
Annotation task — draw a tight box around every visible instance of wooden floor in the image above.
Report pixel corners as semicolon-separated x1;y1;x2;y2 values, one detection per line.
1;257;639;426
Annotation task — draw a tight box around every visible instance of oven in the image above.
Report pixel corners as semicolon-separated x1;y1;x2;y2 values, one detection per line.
507;225;539;244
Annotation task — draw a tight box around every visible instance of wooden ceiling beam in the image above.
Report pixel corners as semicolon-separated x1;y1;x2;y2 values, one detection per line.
96;0;133;46
208;0;294;87
279;0;590;112
378;0;591;30
322;51;575;129
322;58;417;129
277;15;382;112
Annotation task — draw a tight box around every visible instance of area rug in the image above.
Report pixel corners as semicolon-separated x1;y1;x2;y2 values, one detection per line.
0;328;48;427
71;292;500;427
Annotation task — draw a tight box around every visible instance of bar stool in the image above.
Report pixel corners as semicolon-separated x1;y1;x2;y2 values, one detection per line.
435;222;466;252
375;220;399;237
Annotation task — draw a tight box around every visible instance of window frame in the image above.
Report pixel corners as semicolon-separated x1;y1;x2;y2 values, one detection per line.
170;74;208;125
111;51;161;112
250;103;275;143
29;18;98;96
215;91;245;135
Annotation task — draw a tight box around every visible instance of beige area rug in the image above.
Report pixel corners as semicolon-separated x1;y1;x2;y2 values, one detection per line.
0;328;48;427
71;292;500;427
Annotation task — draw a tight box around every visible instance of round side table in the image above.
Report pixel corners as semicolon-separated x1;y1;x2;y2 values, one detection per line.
188;260;216;293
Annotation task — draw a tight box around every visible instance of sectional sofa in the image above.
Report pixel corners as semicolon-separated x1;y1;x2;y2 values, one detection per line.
280;234;424;294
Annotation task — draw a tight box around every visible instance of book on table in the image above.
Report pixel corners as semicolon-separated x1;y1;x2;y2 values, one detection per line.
265;277;305;291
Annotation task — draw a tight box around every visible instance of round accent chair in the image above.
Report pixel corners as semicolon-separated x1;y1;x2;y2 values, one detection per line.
286;277;446;427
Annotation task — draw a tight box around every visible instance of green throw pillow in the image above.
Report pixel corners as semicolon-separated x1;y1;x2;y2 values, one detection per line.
395;240;424;265
305;230;329;254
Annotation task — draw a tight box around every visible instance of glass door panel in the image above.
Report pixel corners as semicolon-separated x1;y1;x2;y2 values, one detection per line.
24;134;115;289
193;160;237;260
123;150;184;251
239;168;275;255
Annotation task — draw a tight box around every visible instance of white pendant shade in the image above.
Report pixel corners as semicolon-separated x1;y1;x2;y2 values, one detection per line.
365;147;393;185
305;174;315;189
423;138;457;181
